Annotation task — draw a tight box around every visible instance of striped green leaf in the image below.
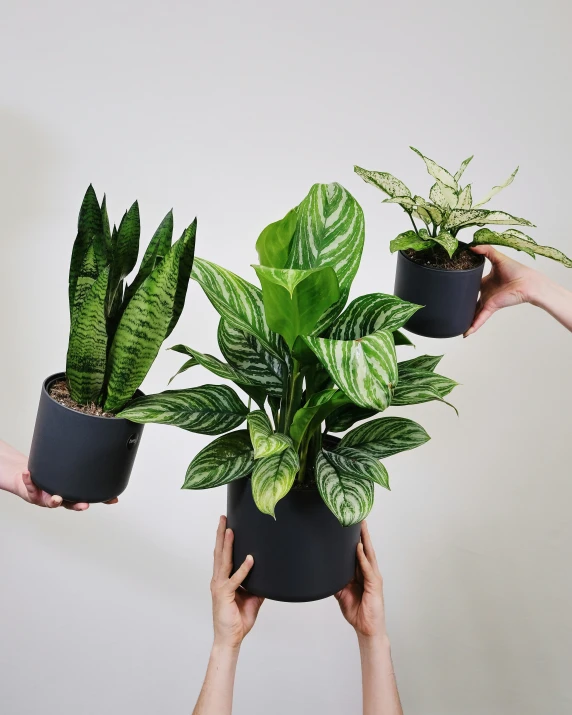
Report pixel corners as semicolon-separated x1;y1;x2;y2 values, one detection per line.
315;451;373;526
454;155;474;183
390;230;435;253
433;230;458;258
473;167;519;208
168;357;199;384
256;207;298;269
192;258;282;358
394;369;457;398
398;355;443;373
325;293;422;340
354;165;412;198
289;389;349;448
66;267;110;404
410;147;458;191
394;330;415;347
324;448;389;489
444;209;535;231
166;220;197;337
183;430;254;489
325;403;377;433
101;195;112;254
303;329;398;411
247;410;291;459
472;228;572;267
71;242;102;323
169;344;263;390
392;384;458;414
251;446;299;517
107;201;141;310
339;416;430;459
104;227;195;412
117;384;248;435
286;183;365;332
457;184;473;210
253;265;340;349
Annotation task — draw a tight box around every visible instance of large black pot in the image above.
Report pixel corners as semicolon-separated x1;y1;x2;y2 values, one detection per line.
394;247;485;338
227;477;361;603
28;373;144;503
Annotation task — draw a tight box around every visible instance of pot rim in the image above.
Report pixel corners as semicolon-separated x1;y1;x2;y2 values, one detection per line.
42;372;143;422
398;243;486;274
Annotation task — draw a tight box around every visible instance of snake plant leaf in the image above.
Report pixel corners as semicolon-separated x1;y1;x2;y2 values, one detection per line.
247;410;291;458
410;147;459;191
192;258;282;359
473;167;519;208
325;293;422;340
286;183;365;332
339;416;430;459
444;208;535;231
432;230;458;258
106;200;141;312
382;196;417;210
325;403;378;433
454;155;474;183
390;230;435;253
457;184;473;210
66;267;110;404
70;242;101;324
183;430;254;489
256;207;298;269
398;355;443;373
166;220;197;337
217;318;285;396
315;451;373;526
414;197;443;225
354;165;412;198
253;265;340;349
303;329;398;411
168;357;199;384
104;228;195;412
472;228;572;267
101;194;112;256
117;384;248;435
289;389;350;448
324;447;389;489
251;445;299;518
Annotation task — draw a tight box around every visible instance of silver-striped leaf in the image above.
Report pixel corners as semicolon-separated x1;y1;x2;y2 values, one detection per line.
473;167;519;208
325;404;378;433
398;355;443;373
472;228;572;267
410;147;459;191
354;165;412;198
169;344;264;390
339;416;430;459
324;448;389;489
251;446;299;517
247;410;291;459
392;384;458;414
183;430;254;489
315;451;373;527
394;369;457;398
325;293;421;340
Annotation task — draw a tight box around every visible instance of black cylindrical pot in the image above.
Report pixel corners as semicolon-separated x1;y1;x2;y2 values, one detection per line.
227;478;361;603
394;248;485;338
28;373;144;503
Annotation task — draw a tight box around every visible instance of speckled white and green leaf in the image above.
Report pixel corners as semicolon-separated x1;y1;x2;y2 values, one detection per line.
324;448;389;489
414;196;443;225
457;184;473;210
390;230;435;253
410;147;459;191
382;196;417;210
472;228;572;267
444;209;535;231
432;230;458;258
325;293;421;340
117;384;248;435
247;410;291;459
473;167;519;208
429;181;457;211
303;329;397;411
251;446;299;517
183;430;254;489
454;155;474;183
315;451;373;527
354;165;412;198
340;415;430;459
398;355;443;373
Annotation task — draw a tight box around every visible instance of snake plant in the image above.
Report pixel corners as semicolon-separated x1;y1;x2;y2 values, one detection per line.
355;148;572;267
118;182;458;526
66;185;197;413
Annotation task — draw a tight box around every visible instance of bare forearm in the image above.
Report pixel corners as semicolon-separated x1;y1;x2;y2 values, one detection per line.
192;644;240;715
530;277;572;332
0;440;26;495
358;635;403;715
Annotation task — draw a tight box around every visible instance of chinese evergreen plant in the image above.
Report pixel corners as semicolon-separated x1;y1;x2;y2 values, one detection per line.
355;148;572;266
66;186;196;413
119;183;458;526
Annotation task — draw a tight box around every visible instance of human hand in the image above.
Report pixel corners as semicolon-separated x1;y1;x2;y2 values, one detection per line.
210;516;264;650
335;521;386;641
17;471;118;511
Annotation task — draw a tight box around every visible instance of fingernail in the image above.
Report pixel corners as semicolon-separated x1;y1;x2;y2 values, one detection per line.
52;496;63;506
246;554;254;563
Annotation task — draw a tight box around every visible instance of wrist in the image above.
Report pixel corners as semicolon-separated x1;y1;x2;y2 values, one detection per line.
357;631;391;651
527;273;560;310
212;639;242;658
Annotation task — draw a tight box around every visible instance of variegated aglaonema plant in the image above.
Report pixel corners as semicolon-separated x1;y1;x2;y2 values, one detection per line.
355;148;572;267
118;183;458;526
66;186;196;413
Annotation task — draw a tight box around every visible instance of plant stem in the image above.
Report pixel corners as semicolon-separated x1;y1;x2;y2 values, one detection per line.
408;212;420;237
283;359;302;434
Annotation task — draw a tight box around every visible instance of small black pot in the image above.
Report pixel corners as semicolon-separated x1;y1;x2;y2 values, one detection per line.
28;373;144;503
394;247;485;338
227;477;361;603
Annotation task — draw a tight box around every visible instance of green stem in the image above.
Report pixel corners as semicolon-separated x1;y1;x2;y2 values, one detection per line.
283;359;302;434
408;212;420;237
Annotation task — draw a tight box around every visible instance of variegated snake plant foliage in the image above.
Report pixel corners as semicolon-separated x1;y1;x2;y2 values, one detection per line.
355;148;572;267
66;185;197;412
119;182;458;526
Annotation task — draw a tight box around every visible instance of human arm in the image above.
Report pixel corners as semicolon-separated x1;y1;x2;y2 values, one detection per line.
465;245;572;336
192;516;264;715
335;522;403;715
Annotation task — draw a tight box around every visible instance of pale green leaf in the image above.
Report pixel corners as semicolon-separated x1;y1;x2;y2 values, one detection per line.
315;451;373;527
445;209;535;231
414;197;443;225
256;207;298;269
473;167;519;208
183;430;254;489
354;165;412;198
457;184;472;209
410;147;458;191
251;446;299;517
454;155;474;183
324;448;389;489
325;293;422;340
289;389;349;448
382;196;417;210
339;416;430;459
472;228;572;267
429;181;457;210
247;410;291;459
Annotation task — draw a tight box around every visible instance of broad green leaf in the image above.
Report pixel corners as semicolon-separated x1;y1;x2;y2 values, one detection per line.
192;258;282;358
247;410;291;459
444;209;535;231
339;416;430;459
324;448;389;489
390;230;435;253
472;228;572;267
398;355;443;373
473;167;519;208
256;208;298;269
253;265;340;349
286;183;365;332
454;155;474;183
410;147;458;191
168;357;199;384
117;384;248;435
289;389;349;448
414;197;443;225
251;446;299;517
183;430;254;489
315;451;373;526
354;165;412;198
325;293;422;340
457;184;472;209
303;329;398;411
166;220;197;337
325;403;377;433
433;230;458;258
382;196;417;210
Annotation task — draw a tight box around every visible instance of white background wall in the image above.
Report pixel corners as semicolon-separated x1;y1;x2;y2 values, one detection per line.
1;1;571;713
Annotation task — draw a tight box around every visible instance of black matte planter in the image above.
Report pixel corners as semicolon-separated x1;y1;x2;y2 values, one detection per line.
394;247;485;338
227;477;361;603
28;373;144;503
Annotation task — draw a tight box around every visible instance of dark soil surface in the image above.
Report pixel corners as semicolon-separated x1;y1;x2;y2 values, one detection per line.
49;379;115;417
405;244;483;270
